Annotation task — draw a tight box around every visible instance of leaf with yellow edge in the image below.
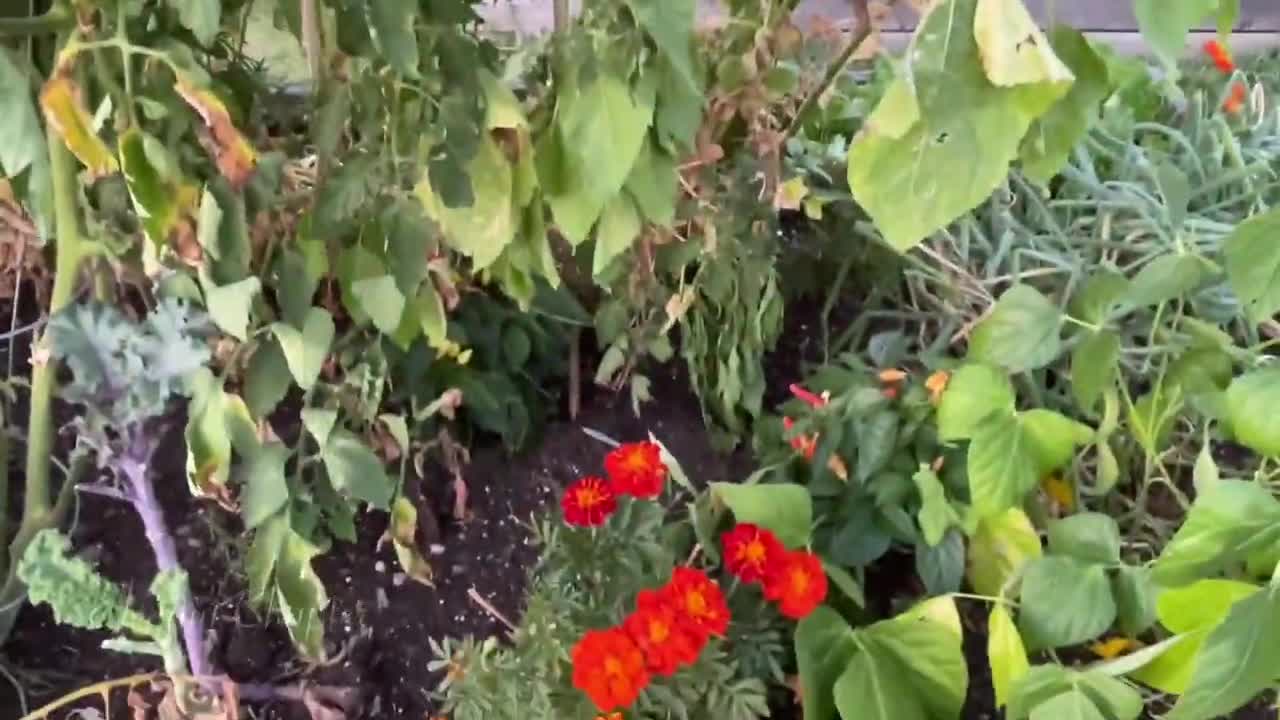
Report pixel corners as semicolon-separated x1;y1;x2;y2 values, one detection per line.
903;594;963;637
40;73;117;177
989;604;1030;707
385;497;435;586
967;507;1042;597
974;0;1074;101
175;78;257;189
416;134;515;269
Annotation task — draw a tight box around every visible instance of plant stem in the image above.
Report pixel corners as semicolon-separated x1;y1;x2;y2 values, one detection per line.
120;434;210;679
0;10;72;38
780;0;872;144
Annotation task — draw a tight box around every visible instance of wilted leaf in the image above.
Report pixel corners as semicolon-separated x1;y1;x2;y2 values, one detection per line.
385;497;434;586
176;79;257;189
40;70;117;177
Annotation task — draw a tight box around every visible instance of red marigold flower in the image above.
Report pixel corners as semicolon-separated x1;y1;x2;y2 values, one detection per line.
1204;39;1235;74
571;627;650;712
721;523;784;583
623;590;702;676
664;566;730;639
782;417;818;461
788;383;828;408
1224;80;1248;114
605;442;667;499
562;476;617;527
764;550;828;620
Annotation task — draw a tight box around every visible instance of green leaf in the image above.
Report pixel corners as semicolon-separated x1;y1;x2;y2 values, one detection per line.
1047;512;1121;564
1133;579;1260;693
322;429;394;509
916;530;965;595
1019;28;1111;183
544;72;654;244
593;194;641;279
1125;254;1213;308
1029;690;1108;720
271;308;334;391
18;530;153;637
167;0;221;45
1019;556;1116;650
1112;565;1157;636
389;497;434;586
856;410;899;482
1193;434;1220;495
989;604;1030;707
834;650;921;720
1157;163;1191;230
352;275;406;336
914;467;961;546
848;0;1065;251
1128;384;1183;457
1070;270;1130;324
1152;481;1280;586
119;129;186;247
864;596;969;718
367;0;420;78
968;507;1042;597
238;443;289;529
203;277;261;341
1071;330;1120;411
969;285;1063;372
301;408;339;448
0;51;46;178
623;0;699;94
244;339;291;420
274;525;328;661
1008;666;1141;720
1021;409;1091;475
1225;366;1280;456
710;482;812;549
795;606;858;720
625;140;678;226
1167;585;1280;720
967;411;1039;517
1134;0;1218;68
418;135;514;269
937;363;1015;441
973;0;1074;92
417;285;448;348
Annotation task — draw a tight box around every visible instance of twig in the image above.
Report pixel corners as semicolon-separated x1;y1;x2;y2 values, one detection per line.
568;329;581;420
467;587;518;634
780;0;873;144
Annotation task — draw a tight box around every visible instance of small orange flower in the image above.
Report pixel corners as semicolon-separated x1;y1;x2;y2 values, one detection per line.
1224;80;1248;114
1204;39;1235;74
764;550;828;620
562;476;617;527
623;590;702;676
721;523;784;583
664;567;730;639
572;627;650;712
925;370;950;405
789;383;828;408
878;368;907;383
605;442;667;499
782;417;818;460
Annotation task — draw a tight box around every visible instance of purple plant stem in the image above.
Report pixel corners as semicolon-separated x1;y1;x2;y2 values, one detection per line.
119;436;211;679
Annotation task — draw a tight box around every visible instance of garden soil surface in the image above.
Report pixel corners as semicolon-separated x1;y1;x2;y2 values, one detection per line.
0;292;1273;720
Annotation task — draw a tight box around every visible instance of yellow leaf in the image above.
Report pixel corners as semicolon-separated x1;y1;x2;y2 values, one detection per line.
175;79;258;189
988;604;1029;707
385;497;435;586
974;0;1075;90
40;73;117;177
967;507;1042;597
905;595;962;637
774;176;809;211
1041;472;1076;513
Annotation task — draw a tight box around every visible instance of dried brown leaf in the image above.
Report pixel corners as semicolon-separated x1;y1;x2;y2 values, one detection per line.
40;69;117;178
176;80;258;189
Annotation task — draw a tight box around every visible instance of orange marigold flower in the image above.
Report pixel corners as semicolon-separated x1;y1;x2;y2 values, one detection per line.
764;550;828;620
664;566;730;639
925;370;950;405
623;590;702;676
572;627;650;712
782;417;818;461
562;476;617;527
1204;39;1235;74
605;442;667;499
789;383;828;408
721;523;784;583
1224;80;1248;114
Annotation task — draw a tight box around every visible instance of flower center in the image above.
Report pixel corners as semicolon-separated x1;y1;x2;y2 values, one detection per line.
577;485;604;508
743;539;767;565
649;618;670;643
686;590;707;616
622;450;649;472
790;568;810;595
604;656;624;676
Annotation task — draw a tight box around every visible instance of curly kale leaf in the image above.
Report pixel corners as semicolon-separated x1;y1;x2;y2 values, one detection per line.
17;529;157;637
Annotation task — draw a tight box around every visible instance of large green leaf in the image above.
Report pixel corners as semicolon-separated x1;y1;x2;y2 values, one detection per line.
203;276;261;341
710;482;811;548
0;50;46;178
1009;666;1142;720
1167;584;1280;720
244;339;291;420
968;508;1042;597
1133;579;1260;693
969;285;1063;372
1125;254;1213;308
1134;0;1219;68
1020;408;1091;475
1030;690;1108;720
352;274;406;336
989;604;1030;707
593;193;641;279
1019;29;1110;183
623;0;699;94
864;596;969;718
418;134;514;269
848;0;1068;251
1152;481;1280;586
1071;329;1120;411
1225;367;1280;457
1112;565;1157;636
967;412;1039;517
119;129;187;247
1047;513;1121;565
834;649;923;720
795;606;858;720
322;429;394;510
167;0;221;45
937;363;1015;441
238;443;289;529
625;140;678;226
368;0;420;78
271;308;334;391
1019;556;1116;650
